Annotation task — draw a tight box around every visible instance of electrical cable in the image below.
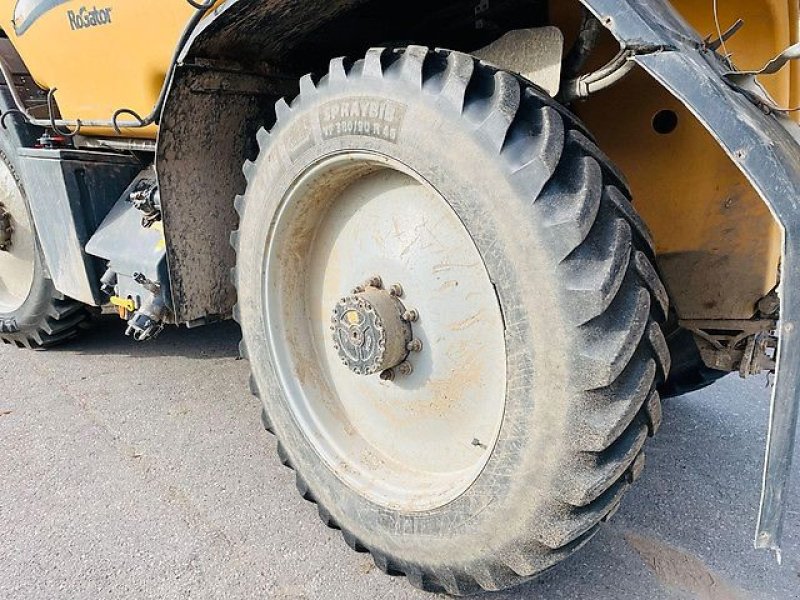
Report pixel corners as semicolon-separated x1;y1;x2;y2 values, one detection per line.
0;0;216;134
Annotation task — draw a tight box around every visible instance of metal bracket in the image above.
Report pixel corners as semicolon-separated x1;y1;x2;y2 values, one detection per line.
705;18;744;52
723;42;800;113
682;318;777;376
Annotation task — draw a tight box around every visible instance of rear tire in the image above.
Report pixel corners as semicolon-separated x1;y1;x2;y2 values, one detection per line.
233;46;670;595
0;147;88;348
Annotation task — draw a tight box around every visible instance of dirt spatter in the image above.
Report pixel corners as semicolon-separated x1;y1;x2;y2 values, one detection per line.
625;532;749;600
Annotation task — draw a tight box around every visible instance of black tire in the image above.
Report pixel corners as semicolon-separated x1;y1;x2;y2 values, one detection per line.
233;46;670;595
661;325;727;398
0;145;89;349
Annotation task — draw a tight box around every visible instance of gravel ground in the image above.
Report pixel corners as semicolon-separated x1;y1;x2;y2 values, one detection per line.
1;316;798;599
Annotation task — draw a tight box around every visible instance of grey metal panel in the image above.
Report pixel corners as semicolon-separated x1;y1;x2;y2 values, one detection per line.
17;148;141;305
85;170;165;283
85;169;172;318
580;0;800;558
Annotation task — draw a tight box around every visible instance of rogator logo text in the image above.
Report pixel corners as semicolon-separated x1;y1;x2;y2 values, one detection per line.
67;6;112;30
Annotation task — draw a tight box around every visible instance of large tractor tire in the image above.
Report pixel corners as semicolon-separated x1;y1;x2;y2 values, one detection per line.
0;142;88;348
232;47;670;595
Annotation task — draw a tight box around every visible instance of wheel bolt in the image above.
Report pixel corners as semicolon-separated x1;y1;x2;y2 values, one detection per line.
389;284;403;297
398;361;414;376
365;276;383;289
407;339;422;353
380;369;395;381
351;285;365;294
402;309;419;323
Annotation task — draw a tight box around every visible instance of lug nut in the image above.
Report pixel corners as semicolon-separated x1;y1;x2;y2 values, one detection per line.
389;284;403;297
398;361;414;376
380;369;395;381
365;276;383;289
351;285;365;294
402;309;419;323
407;339;423;353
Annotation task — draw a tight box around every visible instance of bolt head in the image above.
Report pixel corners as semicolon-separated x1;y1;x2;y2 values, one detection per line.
398;361;413;376
389;284;403;297
407;339;423;353
402;309;419;323
365;276;383;289
380;369;395;381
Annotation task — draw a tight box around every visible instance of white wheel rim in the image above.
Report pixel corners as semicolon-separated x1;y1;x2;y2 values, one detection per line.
265;153;507;512
0;158;35;314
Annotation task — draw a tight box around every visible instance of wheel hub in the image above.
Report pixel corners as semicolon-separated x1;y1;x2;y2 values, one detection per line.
0;203;12;251
331;277;420;378
265;154;507;511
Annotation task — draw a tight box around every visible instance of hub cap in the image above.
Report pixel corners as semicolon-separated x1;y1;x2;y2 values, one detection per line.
331;280;417;378
266;153;506;511
0;159;35;314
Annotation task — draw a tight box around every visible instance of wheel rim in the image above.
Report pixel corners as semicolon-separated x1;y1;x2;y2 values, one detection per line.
0;158;35;314
265;153;507;512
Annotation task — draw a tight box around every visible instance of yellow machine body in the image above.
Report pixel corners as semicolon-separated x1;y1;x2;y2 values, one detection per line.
0;0;792;321
553;0;794;320
0;0;198;137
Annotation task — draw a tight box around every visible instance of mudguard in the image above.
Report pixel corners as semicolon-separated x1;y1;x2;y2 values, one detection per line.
579;0;800;557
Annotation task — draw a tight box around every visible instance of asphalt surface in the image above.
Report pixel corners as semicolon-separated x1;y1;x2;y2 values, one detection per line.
1;316;798;600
